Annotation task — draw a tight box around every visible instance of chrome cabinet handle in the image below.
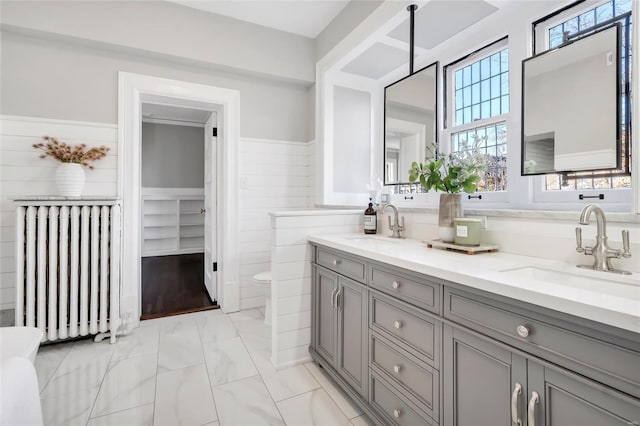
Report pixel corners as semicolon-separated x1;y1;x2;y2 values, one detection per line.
392;364;402;374
511;383;522;426
393;409;401;419
392;280;400;290
394;320;403;329
527;391;539;426
332;259;341;266
335;289;341;311
330;288;337;309
516;325;530;338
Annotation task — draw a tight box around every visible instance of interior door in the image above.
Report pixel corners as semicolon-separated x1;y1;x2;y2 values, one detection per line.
204;112;217;302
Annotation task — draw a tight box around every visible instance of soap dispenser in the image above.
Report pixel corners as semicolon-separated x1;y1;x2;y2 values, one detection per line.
364;198;377;234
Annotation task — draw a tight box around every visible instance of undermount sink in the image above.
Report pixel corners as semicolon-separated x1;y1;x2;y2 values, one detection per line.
500;265;640;288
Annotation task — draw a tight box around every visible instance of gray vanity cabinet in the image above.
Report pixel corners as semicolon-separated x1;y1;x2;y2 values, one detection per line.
443;326;527;426
527;361;640;426
313;265;338;365
443;326;640;426
312;264;368;398
310;244;640;426
336;276;368;398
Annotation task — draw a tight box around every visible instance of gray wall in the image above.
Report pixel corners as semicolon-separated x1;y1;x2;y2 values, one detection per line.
0;31;310;141
141;122;204;188
0;0;315;84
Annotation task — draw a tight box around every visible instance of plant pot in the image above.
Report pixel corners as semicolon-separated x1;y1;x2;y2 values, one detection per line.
55;163;85;196
438;193;462;243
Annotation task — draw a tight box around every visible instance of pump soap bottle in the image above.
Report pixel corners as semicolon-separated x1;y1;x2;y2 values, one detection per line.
364;198;377;235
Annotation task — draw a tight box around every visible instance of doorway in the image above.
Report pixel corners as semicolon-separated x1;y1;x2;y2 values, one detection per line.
139;102;218;319
119;72;241;329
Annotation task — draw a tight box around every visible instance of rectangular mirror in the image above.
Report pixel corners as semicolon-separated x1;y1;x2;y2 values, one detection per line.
384;62;438;185
521;24;620;175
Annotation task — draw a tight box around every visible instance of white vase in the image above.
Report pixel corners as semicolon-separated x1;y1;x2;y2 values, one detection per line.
55;163;85;196
438;193;463;243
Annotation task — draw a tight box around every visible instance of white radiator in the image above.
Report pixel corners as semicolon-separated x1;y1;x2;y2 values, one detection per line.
14;200;121;343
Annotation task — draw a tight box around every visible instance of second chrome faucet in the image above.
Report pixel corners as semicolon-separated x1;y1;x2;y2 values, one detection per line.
383;204;405;239
575;204;631;275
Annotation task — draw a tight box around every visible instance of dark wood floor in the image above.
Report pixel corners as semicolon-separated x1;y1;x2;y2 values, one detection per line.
141;253;218;320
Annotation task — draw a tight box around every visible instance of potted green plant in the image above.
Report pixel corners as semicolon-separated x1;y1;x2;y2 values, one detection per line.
33;136;110;196
408;153;485;242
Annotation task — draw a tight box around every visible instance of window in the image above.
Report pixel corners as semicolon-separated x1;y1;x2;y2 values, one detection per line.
535;0;632;195
445;39;509;195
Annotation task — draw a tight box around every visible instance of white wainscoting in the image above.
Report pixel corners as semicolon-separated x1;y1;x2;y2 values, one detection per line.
269;210;362;369
0;118;313;313
237;138;315;310
0;115;118;311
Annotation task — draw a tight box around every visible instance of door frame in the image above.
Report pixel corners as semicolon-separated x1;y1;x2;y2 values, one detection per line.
118;72;240;327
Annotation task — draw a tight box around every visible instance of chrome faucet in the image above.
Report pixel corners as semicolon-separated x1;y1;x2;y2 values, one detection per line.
575;204;631;275
383;204;405;239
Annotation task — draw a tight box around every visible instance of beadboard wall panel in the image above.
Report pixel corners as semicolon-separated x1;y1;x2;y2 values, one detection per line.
270;211;362;369
0;115;118;310
237;138;314;310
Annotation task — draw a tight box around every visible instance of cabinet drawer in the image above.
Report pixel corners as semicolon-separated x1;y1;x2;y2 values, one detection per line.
369;264;440;314
371;332;439;419
316;247;366;283
371;293;439;367
444;287;640;398
370;372;435;426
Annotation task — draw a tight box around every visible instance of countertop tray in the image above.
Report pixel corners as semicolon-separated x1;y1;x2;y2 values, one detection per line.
426;239;499;255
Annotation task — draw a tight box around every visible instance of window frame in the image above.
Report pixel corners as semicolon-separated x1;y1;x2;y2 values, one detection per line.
530;0;632;209
443;37;510;204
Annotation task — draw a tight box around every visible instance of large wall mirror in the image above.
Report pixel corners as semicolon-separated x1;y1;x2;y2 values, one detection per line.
384;62;438;185
521;24;620;175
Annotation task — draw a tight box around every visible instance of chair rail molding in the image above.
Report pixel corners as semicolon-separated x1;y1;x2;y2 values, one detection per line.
118;72;240;326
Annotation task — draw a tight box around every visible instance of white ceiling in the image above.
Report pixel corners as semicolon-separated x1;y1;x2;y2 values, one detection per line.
341;0;500;80
167;0;350;38
388;1;499;50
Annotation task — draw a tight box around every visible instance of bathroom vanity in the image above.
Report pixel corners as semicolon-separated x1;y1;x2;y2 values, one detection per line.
308;235;640;426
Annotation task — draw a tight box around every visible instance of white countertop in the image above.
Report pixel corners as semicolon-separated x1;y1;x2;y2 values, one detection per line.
308;233;640;334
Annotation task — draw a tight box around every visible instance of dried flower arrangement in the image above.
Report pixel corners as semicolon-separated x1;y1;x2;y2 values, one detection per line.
33;136;110;169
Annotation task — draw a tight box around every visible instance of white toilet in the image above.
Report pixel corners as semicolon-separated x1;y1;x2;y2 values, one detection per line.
253;271;272;325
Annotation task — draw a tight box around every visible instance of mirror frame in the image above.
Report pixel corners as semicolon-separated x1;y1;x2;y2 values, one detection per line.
520;23;622;176
383;61;439;185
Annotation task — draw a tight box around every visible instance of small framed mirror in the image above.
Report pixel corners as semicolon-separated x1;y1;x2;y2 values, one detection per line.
521;24;620;175
384;62;438;185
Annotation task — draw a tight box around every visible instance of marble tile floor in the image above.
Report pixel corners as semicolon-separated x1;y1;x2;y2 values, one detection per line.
35;308;373;426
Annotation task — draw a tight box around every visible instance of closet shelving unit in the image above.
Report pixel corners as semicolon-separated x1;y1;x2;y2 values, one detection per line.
141;188;205;257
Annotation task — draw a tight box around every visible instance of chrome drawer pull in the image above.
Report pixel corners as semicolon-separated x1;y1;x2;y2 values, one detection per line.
392;364;402;374
511;383;522;426
332;259;341;266
516;325;530;338
394;320;403;329
393;409;402;419
330;288;337;310
392;280;400;290
527;391;539;426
